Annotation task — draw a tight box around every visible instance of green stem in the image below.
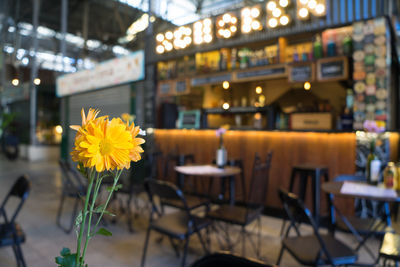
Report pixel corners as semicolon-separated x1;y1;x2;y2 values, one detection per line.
80;173;102;267
92;170;123;234
76;169;95;266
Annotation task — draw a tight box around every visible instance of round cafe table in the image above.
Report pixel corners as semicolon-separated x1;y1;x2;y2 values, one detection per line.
322;181;399;263
175;164;241;205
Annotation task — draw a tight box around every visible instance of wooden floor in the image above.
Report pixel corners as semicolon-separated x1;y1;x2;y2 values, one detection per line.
0;157;384;266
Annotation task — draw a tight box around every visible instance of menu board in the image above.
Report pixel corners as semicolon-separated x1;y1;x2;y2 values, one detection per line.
178;110;201;129
234;64;287;82
317;56;348;81
158;81;175;96
288;63;315;82
175;79;190;94
191;73;232;86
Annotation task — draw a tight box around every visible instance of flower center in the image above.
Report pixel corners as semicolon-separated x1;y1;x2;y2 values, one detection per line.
99;138;113;155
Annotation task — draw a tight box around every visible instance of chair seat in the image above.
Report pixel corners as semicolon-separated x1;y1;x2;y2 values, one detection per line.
207;204;262;226
336;216;389;236
0;223;25;247
380;233;400;261
163;195;209;210
283;234;357;266
151;211;211;239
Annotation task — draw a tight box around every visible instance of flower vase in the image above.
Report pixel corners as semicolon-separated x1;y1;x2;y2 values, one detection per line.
216;146;227;169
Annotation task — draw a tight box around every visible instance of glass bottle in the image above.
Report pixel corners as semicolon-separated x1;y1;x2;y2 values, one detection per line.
342;34;353;57
366;140;381;185
216;134;227;168
313;34;323;59
327;36;337;57
383;162;397;189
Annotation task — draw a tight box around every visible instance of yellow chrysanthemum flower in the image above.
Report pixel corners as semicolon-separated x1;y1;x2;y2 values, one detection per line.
70;109;145;172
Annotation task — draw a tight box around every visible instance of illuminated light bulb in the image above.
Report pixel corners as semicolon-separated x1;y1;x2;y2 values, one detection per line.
267;1;277;10
204;35;212;43
231;17;237;24
165;42;173;51
272;8;282;17
251;7;260;18
204;18;212;26
242;25;251;33
11;79;19;86
204;27;211;34
279;0;289;7
255;86;262;94
156;45;165;54
185;27;192;35
165;31;173;39
251;20;261;30
222;102;230;110
222;81;230;89
304;81;311;90
156;33;164;42
300;0;309;4
242;8;251;17
184;36;192;45
55;125;63;134
230;25;237;32
194;37;203;44
280;15;290;25
244;17;252;25
223;13;231;23
268;18;278;28
224;30;232;38
299;8;309;18
315;3;326;15
194;21;202;29
34;78;41;85
174;30;182;38
308;0;317;9
218;29;225;36
218;20;224;27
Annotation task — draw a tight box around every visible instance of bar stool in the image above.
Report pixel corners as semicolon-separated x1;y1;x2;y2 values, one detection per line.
289;164;329;226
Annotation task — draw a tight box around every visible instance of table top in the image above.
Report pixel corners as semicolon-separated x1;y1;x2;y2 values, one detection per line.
322;181;400;202
175;164;241;177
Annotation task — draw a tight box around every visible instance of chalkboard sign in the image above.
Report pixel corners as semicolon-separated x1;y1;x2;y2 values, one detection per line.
191;73;232;86
176;79;190;94
234;64;286;82
288;63;315;82
158;81;174;96
317;56;348;81
178;110;201;129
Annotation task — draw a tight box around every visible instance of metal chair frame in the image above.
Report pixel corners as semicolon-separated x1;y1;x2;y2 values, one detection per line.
56;160;86;234
208;152;272;259
277;189;358;267
0;175;31;267
141;179;210;267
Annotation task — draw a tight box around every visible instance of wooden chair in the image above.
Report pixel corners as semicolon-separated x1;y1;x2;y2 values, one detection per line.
207;152;272;258
141;179;211;267
277;189;357;266
0;175;31;267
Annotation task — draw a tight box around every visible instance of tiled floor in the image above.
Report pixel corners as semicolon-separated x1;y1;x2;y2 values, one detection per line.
0;156;383;266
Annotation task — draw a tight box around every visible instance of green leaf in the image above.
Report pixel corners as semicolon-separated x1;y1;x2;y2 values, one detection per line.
106;184;123;193
102;210;116;217
96;227;112;237
55;248;78;267
94;204;105;213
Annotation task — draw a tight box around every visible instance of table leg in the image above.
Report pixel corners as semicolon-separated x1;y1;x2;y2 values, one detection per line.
313;169;321;227
229;176;235;205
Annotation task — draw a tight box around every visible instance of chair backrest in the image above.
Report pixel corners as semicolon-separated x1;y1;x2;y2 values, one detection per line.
247;152;273;206
144;179;190;218
0;175;31;225
59;160;86;194
278;188;335;264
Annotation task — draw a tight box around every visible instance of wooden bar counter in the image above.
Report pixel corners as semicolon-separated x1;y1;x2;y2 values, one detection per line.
155;129;399;216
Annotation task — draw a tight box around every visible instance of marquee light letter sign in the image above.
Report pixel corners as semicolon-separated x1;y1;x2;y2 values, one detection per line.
216;12;238;39
155;0;327;53
266;0;291;28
